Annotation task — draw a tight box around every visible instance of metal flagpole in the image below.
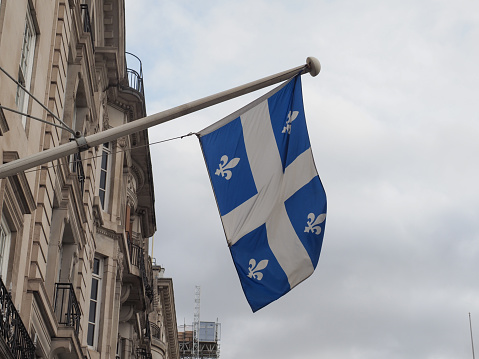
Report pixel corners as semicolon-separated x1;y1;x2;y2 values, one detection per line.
0;57;320;179
470;313;476;359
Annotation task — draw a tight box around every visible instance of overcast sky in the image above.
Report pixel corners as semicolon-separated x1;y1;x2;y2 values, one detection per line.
124;1;479;358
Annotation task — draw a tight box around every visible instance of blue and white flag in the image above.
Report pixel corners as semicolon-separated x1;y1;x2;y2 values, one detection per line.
198;75;327;312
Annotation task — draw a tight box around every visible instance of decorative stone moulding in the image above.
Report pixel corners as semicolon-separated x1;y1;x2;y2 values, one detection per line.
126;170;138;210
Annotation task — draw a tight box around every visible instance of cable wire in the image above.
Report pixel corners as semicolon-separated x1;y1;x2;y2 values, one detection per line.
23;132;196;175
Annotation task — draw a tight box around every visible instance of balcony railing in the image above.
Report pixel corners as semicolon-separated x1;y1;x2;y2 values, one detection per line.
125;52;145;97
54;283;81;335
128;235;142;268
136;348;153;359
71;152;85;193
140;253;154;302
144;318;151;341
127;233;154;302
80;4;95;50
0;277;36;359
150;322;161;341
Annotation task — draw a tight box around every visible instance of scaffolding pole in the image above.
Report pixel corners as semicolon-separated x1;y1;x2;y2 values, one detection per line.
193;286;201;359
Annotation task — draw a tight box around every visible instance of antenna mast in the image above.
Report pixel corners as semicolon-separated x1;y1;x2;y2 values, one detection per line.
470;313;476;359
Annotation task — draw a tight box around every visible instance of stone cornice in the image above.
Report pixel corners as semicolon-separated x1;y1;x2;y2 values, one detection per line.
95;226;122;240
130;160;145;193
157;278;179;359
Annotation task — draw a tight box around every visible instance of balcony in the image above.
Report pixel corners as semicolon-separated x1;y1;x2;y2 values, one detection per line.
126;52;145;98
80;4;95;50
0;277;35;359
127;234;154;302
128;235;142;268
53;283;81;335
70;152;85;193
137;347;153;359
145;318;151;341
150;322;161;341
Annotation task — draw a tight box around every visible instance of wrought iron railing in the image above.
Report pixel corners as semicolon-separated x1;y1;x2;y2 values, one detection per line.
127;233;154;302
139;253;154;302
150;322;161;340
54;283;81;335
128;236;142;268
136;347;152;359
0;277;36;359
80;4;95;50
71;152;85;193
145;318;151;341
125;52;144;97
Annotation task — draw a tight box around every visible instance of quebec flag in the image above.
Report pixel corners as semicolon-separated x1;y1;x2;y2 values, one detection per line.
198;75;327;312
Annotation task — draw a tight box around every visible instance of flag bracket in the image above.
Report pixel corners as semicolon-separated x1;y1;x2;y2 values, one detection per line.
74;135;90;152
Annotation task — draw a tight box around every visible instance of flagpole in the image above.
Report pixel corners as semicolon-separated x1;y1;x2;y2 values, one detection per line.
0;57;320;179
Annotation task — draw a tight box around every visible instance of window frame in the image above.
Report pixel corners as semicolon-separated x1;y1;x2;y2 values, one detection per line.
87;256;103;348
99;142;112;210
0;213;11;280
16;5;37;128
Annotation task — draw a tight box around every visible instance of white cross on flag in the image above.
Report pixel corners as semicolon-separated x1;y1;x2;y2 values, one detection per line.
198;75;327;312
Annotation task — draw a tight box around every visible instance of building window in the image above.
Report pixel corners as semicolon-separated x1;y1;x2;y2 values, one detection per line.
16;6;36;128
0;214;11;279
87;257;103;348
99;142;111;209
116;336;123;359
68;100;78;172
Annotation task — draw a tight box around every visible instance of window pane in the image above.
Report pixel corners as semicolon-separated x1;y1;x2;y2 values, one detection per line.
91;278;98;300
0;226;5;277
99;189;105;208
99;170;107;190
0;216;11;279
93;258;100;275
88;257;103;348
87;323;95;346
89;300;97;322
16;7;36;121
101;151;108;169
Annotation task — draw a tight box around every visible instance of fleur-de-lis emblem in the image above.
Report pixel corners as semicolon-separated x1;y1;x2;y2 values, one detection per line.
304;213;326;235
282;111;299;134
215;155;240;180
247;259;268;280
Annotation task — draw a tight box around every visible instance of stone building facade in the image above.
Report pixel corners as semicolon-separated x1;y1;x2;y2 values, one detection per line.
0;0;178;358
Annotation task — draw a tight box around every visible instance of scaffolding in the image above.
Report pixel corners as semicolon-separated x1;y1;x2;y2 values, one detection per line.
178;286;221;359
178;321;221;359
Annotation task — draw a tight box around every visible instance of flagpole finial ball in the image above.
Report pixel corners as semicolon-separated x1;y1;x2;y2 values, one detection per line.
306;57;321;77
